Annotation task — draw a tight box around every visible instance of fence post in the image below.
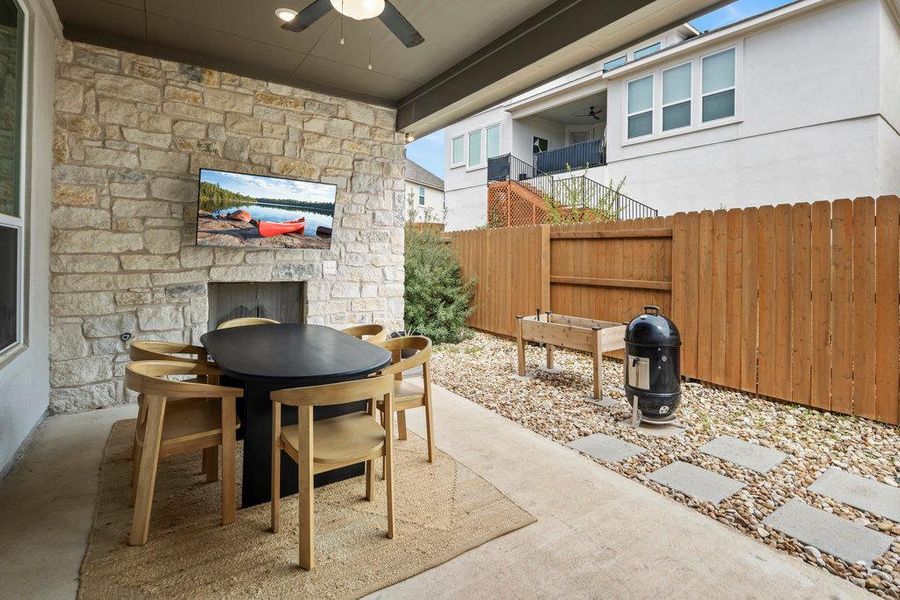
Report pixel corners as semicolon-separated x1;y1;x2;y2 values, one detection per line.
540;224;551;311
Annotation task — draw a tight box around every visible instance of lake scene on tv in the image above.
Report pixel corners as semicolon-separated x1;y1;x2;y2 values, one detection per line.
196;169;336;249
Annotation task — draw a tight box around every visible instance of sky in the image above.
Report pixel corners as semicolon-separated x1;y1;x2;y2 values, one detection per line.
404;0;792;180
201;169;336;204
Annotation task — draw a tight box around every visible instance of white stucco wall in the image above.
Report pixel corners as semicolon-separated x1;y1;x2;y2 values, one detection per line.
879;0;900;132
598;0;897;213
404;181;444;222
443;106;510;231
0;0;56;474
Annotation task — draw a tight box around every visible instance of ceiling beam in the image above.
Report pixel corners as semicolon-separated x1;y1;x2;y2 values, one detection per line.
396;0;729;135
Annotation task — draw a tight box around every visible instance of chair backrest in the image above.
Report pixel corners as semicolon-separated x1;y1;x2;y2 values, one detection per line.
217;317;280;330
377;336;432;376
271;374;394;407
129;340;208;362
125;360;243;400
342;323;387;344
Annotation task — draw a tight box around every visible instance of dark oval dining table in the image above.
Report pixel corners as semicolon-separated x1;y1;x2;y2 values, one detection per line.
201;323;392;507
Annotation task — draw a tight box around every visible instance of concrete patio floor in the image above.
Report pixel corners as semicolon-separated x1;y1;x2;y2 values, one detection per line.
0;383;868;599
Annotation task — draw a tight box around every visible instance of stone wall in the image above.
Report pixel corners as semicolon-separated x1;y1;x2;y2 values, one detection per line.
50;40;406;413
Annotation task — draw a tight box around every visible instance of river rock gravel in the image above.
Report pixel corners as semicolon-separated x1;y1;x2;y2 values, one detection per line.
431;332;900;598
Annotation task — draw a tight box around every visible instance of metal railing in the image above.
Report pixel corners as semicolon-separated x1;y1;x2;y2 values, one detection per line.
534;138;606;174
486;153;657;220
487;153;544;182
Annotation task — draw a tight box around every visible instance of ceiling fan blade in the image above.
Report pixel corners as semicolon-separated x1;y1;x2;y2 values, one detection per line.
379;0;424;48
281;0;333;33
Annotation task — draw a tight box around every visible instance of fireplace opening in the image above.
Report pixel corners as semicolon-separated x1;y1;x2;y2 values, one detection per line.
207;282;306;331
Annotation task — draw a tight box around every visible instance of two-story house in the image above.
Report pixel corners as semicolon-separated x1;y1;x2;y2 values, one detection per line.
443;0;900;230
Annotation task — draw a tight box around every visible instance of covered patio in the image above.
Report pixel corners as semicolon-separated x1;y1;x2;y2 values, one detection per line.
1;0;897;598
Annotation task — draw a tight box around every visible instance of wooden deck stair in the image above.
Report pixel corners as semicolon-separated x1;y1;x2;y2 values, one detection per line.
487;180;550;227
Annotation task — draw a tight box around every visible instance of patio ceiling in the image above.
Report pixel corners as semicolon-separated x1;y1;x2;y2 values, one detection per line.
51;0;726;134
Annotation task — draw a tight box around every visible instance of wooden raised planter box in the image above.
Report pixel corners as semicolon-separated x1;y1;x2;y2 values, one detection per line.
516;313;626;399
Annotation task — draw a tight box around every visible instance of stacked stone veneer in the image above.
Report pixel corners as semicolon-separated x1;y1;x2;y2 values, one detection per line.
50;40;405;413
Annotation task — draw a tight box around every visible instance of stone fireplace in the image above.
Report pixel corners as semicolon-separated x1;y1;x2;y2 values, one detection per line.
48;41;406;413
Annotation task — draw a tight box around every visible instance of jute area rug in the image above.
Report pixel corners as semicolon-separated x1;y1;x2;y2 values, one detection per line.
78;420;535;599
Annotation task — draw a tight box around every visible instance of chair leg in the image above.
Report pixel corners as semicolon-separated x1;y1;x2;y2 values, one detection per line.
202;446;219;483
271;403;281;534
396;410;408;440
380;409;387;481
298;406;315;570
130;394;147;501
130;396;165;546
365;459;374;501
384;408;395;540
424;399;435;463
423;362;435;463
220;399;236;526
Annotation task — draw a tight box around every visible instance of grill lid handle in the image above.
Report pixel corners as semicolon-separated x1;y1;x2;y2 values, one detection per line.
644;305;659;315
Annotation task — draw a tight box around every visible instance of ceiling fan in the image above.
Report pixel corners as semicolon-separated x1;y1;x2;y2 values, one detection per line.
279;0;425;48
572;106;604;120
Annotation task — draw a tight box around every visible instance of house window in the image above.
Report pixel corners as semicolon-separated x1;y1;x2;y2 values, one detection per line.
451;135;464;166
417;185;425;206
627;75;653;139
467;129;482;167
486;124;500;158
532;136;548;153
0;0;23;356
603;56;626;71
702;48;736;122
662;63;691;131
633;42;661;60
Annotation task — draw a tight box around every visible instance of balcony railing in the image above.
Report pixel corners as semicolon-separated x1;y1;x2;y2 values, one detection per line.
533;138;605;175
486;153;658;221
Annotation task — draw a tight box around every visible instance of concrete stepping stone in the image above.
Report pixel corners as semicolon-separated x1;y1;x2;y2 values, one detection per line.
648;461;745;504
764;499;893;566
568;433;644;462
699;435;787;474
809;467;900;522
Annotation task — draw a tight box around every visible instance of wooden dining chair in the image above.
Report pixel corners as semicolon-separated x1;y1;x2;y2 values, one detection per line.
376;336;434;462
342;323;387;344
270;374;395;570
124;360;243;546
217;317;280;329
128;341;220;484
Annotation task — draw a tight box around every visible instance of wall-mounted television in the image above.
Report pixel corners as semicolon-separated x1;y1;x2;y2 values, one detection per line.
195;168;336;249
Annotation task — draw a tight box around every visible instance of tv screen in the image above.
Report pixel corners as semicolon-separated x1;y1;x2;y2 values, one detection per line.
196;168;336;249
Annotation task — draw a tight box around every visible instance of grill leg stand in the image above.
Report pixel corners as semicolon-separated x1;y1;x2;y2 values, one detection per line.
631;396;641;428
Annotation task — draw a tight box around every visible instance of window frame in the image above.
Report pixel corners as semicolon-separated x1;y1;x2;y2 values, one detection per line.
625;74;654;140
417;185;426;206
661;61;692;132
603;55;626;72
465;128;484;170
633;42;662;61
0;0;29;364
450;135;465;168
700;47;737;124
620;43;741;147
485;122;501;160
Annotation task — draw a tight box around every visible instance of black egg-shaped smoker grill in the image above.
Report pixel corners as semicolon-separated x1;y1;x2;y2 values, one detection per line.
624;305;682;425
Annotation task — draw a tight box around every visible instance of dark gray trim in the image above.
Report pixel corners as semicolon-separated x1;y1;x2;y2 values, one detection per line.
397;0;734;132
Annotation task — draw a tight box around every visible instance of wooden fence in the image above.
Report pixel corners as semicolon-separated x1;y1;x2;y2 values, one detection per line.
448;196;899;425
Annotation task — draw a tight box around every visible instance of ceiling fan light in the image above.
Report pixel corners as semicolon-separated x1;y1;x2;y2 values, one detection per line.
330;0;385;20
275;8;298;22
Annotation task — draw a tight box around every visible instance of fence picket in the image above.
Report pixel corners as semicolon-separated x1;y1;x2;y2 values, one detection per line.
851;198;876;419
874;196;899;424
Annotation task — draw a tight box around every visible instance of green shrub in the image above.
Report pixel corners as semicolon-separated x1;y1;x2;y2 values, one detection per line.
403;206;475;343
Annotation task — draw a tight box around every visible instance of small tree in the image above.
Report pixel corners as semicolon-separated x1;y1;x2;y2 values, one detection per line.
542;166;627;224
404;198;475;343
